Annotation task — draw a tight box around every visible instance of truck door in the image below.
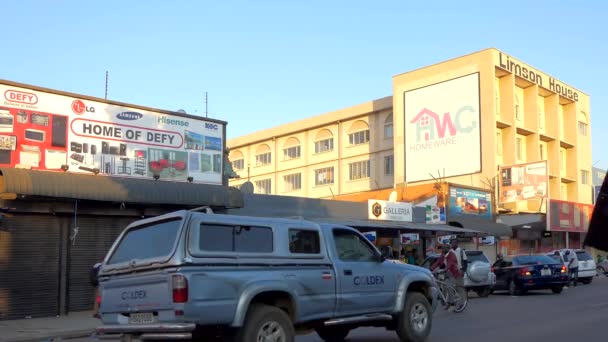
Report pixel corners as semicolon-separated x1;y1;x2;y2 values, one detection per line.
330;228;397;316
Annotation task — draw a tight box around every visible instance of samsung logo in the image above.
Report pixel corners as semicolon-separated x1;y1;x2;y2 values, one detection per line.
116;112;143;121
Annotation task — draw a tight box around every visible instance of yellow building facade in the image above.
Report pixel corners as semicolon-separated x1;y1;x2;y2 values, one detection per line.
228;48;592;253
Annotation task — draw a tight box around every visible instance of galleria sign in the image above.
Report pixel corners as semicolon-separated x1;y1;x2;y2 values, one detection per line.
498;53;579;102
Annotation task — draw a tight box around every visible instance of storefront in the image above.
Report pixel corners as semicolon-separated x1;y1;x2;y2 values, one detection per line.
0;168;243;320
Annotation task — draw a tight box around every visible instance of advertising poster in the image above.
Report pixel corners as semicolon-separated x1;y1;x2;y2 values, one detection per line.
363;231;377;244
368;200;413;222
447;186;493;221
404;73;481;183
548;199;593;232
401;233;420;245
499;161;548;203
0;83;225;184
425;205;446;224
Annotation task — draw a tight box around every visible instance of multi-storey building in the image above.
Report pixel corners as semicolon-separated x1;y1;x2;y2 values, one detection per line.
228;48;592;255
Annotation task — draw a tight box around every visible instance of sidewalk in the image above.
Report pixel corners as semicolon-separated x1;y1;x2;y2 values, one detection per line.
0;311;99;342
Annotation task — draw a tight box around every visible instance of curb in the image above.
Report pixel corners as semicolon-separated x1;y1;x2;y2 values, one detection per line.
5;329;94;342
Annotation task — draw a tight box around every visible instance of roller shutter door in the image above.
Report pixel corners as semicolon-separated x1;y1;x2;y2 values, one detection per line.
66;216;137;312
0;215;61;320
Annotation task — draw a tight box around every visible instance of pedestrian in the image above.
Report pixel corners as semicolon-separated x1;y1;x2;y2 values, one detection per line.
431;244;462;310
90;262;102;318
451;239;468;277
564;250;579;287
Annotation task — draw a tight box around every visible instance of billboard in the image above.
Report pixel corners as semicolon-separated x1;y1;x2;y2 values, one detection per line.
499;161;548;203
404;73;481;183
0;82;225;184
549;199;593;232
368;200;413;222
425;205;446;224
447;185;493;221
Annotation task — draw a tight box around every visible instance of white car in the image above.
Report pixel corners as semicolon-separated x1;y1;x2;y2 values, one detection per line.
547;249;597;284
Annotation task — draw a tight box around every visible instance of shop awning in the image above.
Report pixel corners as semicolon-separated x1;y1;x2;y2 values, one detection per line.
0;168;243;208
497;213;546;231
310;218;482;236
448;215;513;237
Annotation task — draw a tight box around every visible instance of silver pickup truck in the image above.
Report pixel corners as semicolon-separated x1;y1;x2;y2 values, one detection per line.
96;209;438;342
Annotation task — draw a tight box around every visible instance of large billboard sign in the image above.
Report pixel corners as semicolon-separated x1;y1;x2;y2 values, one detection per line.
499;161;548;204
549;199;593;232
447;185;493;221
404;73;481;183
0;82;225;184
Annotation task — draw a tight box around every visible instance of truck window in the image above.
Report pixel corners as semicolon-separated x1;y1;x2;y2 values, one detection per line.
289;229;321;254
108;218;182;265
333;229;377;262
199;224;273;253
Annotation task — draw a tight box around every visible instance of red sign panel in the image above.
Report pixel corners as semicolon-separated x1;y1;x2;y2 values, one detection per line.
548;199;593;232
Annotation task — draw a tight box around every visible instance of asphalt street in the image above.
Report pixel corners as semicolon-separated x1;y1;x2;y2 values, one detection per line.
73;276;607;342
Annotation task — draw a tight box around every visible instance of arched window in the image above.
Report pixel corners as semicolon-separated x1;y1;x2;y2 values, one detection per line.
578;111;588;136
314;129;334;153
283;137;301;160
348;120;370;145
384;113;393;139
255;144;272;166
229;150;245;170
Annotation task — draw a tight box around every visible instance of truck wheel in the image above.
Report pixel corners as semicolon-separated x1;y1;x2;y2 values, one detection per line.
315;326;351;341
233;304;294;342
395;292;432;342
581;277;592;285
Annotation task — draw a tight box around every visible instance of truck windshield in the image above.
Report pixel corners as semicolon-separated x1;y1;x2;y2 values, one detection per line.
108;218;182;265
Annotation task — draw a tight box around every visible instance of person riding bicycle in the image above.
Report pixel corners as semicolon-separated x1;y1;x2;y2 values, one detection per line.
431;244;462;310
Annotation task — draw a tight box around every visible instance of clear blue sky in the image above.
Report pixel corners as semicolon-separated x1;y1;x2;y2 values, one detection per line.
1;0;606;170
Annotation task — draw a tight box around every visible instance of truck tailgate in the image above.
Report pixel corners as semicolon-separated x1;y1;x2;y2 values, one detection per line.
100;271;174;315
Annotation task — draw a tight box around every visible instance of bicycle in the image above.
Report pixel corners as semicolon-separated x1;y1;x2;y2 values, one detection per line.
433;270;468;313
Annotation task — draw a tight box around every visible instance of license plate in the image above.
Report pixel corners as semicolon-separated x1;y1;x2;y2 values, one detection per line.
541;269;551;276
129;312;155;324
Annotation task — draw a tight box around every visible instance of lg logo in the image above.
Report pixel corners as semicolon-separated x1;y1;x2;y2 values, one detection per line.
72;100;95;114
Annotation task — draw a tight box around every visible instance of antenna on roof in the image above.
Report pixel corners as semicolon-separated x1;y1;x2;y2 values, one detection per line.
204;91;208;118
104;71;109;100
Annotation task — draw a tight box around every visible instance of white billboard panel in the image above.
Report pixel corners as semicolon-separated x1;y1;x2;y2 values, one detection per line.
404;73;481;183
0;82;225;184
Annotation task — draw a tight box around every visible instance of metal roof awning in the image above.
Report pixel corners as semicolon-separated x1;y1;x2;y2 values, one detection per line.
497;213;546;231
448;215;513;237
0;168;243;208
304;218;482;236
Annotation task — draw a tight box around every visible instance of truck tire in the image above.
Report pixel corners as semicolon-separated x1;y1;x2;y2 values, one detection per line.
233;304;295;342
315;326;351;341
395;292;432;342
475;287;491;298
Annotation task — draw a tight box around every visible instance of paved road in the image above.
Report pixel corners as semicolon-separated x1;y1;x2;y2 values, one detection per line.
75;276;607;342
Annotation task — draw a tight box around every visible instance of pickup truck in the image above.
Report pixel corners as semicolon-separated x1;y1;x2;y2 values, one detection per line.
95;209;439;342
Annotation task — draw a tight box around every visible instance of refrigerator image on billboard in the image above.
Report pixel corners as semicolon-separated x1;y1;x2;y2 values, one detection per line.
499;161;548;203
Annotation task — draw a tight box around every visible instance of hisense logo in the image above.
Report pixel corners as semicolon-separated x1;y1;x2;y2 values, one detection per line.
158;116;190;127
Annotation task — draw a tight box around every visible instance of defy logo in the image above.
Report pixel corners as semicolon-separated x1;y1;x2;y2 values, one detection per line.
410;106;477;142
72;100;95;114
4;90;38;104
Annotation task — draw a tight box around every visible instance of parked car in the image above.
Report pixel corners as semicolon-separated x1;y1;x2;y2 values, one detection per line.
548;249;597;284
420;250;495;297
492;254;568;296
95;209;439;342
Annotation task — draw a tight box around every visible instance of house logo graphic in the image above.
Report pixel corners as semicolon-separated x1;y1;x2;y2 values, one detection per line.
410;106;477;143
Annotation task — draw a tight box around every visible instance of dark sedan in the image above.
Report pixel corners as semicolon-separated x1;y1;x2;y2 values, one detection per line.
492;254;568;295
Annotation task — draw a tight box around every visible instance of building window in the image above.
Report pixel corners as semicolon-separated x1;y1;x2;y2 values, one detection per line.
516;137;523;160
283;145;301;160
581;170;590;185
560;148;566;173
349;130;370;146
231;159;244;170
255;152;271;166
560;184;568;200
384;155;394;175
283;173;302;192
539;144;545;160
315;167;334;186
578;121;588;136
494;78;500;115
255;179;271;194
496;131;503;155
538;97;545;130
349;160;371;180
314;138;334;153
384;113;393;139
515;95;521;121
